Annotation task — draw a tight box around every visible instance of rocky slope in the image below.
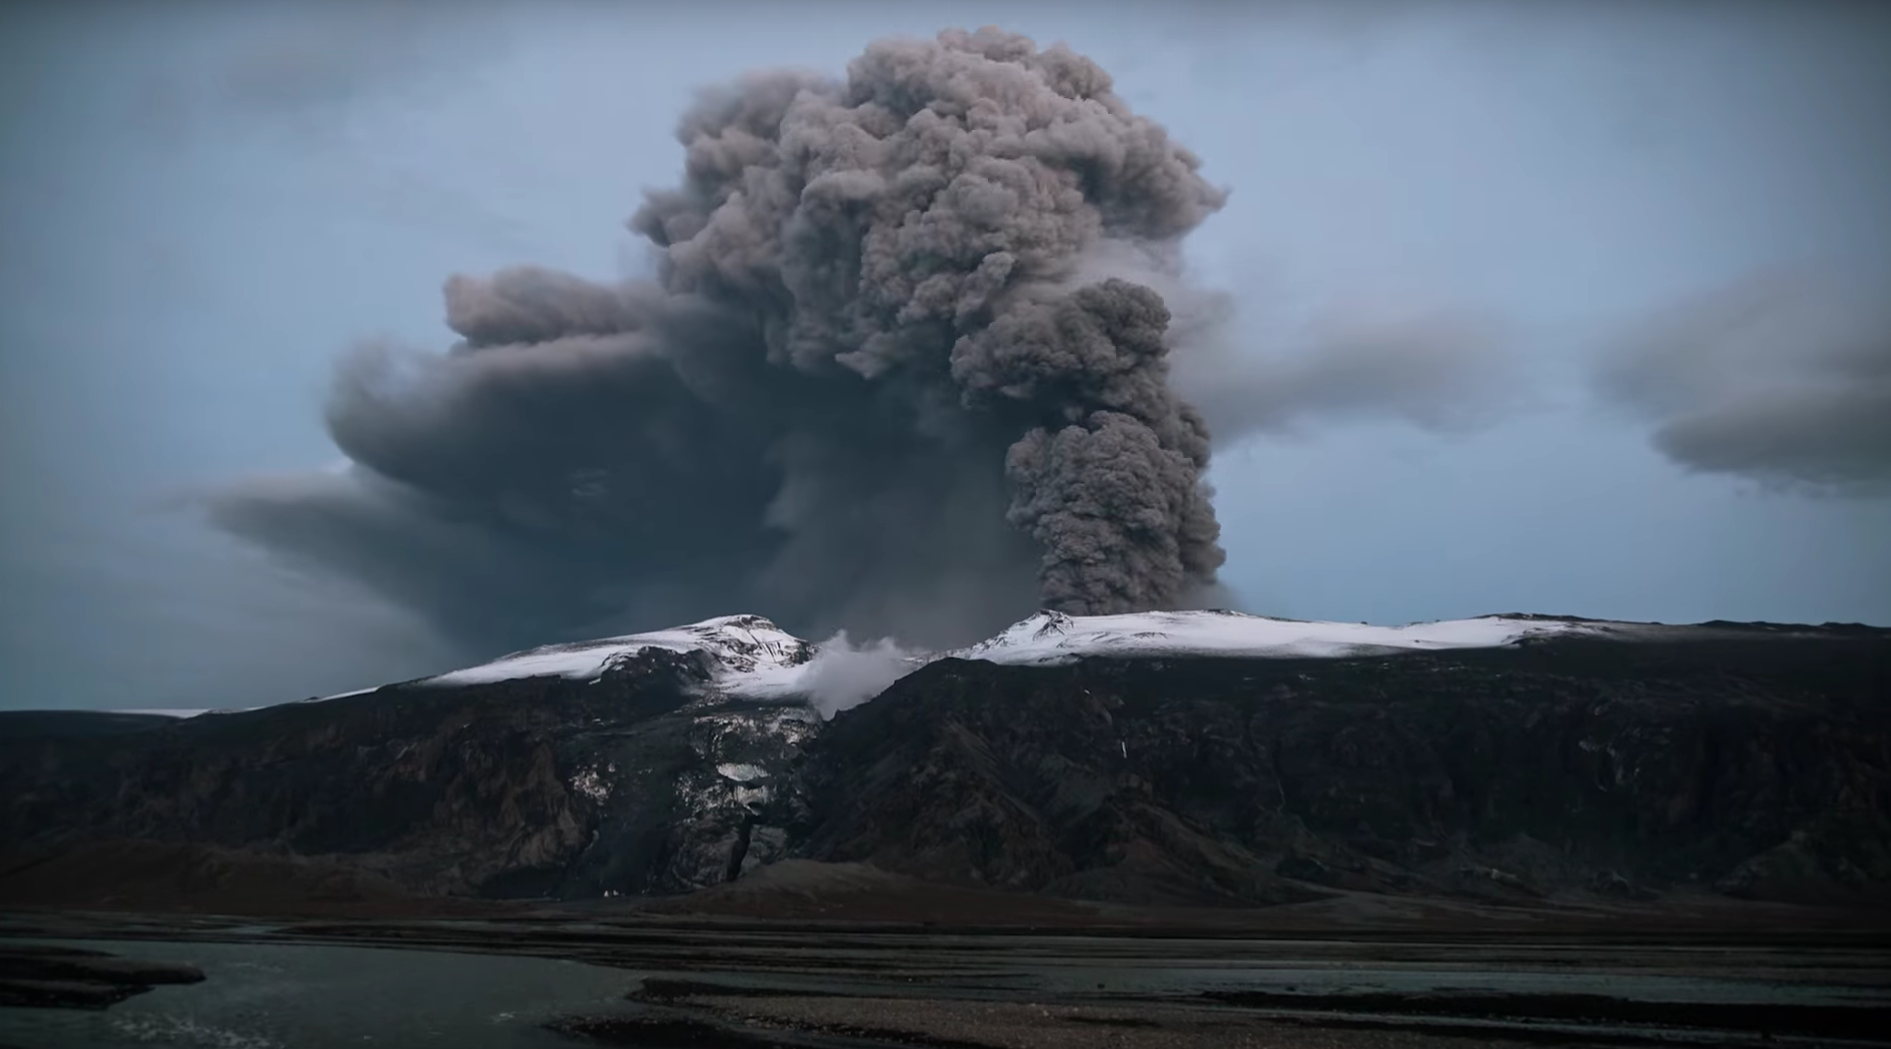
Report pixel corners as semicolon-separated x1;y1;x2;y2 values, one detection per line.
2;612;1886;911
1;630;820;900
803;629;1891;906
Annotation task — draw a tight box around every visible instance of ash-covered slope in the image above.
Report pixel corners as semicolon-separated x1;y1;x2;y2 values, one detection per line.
805;625;1891;906
3;611;1887;912
1;619;829;901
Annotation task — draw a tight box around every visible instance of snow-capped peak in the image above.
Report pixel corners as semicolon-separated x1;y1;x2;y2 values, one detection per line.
405;608;1610;695
951;608;1604;666
424;614;814;695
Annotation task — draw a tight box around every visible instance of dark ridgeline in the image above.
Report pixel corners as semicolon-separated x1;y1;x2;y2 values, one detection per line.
3;624;1886;913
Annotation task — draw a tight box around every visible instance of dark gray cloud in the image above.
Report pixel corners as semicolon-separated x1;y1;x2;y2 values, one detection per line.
112;3;529;250
1036;241;1523;445
114;2;510;148
1174;295;1517;444
1596;272;1891;495
210;28;1232;651
206;3;513;130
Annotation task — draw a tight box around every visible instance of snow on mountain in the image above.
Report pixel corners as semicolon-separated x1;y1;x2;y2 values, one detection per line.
110;707;267;718
379;609;1615;698
424;613;816;696
952;609;1608;667
103;611;1631;735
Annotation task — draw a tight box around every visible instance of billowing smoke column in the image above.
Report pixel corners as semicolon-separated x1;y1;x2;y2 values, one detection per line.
211;28;1230;653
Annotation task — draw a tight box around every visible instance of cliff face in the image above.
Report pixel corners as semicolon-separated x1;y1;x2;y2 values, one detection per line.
0;649;815;899
800;634;1891;906
3;626;1886;910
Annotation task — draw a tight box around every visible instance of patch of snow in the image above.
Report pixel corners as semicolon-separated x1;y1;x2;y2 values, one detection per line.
390;607;1640;712
312;687;376;701
571;764;615;803
716;762;768;784
953;609;1612;666
765;707;821;746
733;783;772;808
110;707;270;718
424;614;814;695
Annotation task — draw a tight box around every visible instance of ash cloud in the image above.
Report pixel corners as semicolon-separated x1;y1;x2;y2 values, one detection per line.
1596;272;1891;495
205;4;513;131
1060;241;1522;445
210;28;1233;653
1177;296;1517;443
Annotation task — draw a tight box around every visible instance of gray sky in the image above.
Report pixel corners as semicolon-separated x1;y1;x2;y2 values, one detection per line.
3;0;1888;711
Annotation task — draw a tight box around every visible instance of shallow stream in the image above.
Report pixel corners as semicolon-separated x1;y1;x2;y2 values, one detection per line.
0;938;644;1049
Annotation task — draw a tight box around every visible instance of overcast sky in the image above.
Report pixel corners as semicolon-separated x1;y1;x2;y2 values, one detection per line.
3;0;1887;711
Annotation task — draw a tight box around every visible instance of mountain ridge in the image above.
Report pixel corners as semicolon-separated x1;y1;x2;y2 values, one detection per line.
4;610;1886;918
107;607;1869;721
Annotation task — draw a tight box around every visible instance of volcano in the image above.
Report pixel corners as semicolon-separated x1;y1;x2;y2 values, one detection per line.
3;610;1886;916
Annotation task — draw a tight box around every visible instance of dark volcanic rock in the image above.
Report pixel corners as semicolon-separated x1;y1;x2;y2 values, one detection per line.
0;648;815;901
797;635;1891;906
2;625;1886;911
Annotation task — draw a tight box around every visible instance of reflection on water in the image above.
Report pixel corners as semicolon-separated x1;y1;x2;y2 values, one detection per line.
3;930;1883;1048
0;939;642;1049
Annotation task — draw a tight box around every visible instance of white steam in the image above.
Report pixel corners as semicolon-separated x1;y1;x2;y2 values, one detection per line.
800;631;923;720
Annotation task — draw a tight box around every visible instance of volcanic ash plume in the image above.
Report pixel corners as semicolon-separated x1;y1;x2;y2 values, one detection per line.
210;27;1231;652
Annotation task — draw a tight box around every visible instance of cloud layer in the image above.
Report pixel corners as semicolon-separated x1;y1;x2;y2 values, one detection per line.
1597;272;1891;495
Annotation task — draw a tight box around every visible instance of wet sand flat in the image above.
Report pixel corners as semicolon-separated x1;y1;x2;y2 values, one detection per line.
674;994;1615;1049
3;907;1888;1048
